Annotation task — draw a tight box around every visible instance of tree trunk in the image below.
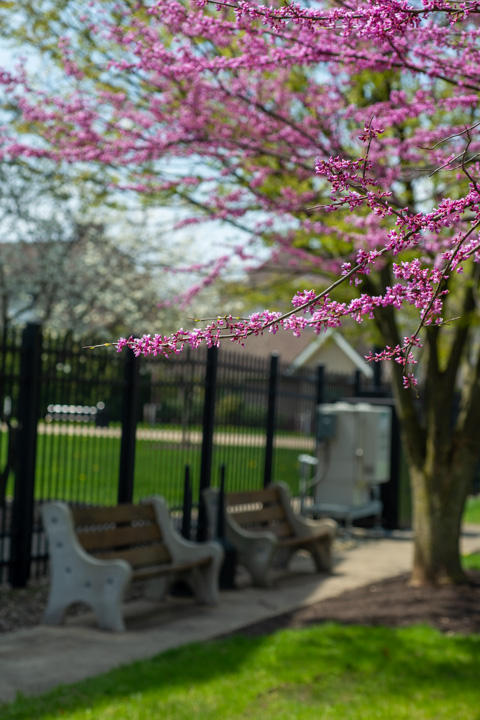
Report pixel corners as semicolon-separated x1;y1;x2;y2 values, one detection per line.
367;267;480;586
409;460;472;585
406;336;480;585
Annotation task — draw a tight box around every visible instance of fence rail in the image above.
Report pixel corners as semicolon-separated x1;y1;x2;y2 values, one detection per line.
0;323;388;587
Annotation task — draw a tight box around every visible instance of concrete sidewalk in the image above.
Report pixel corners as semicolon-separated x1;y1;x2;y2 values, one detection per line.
1;527;480;704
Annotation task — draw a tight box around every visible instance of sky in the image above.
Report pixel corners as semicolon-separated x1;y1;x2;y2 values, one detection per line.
0;16;272;322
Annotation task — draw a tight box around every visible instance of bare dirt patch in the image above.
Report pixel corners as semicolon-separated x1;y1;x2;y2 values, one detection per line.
232;570;480;637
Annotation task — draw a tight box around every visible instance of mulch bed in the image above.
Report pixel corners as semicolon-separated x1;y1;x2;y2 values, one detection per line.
2;571;480;637
229;570;480;638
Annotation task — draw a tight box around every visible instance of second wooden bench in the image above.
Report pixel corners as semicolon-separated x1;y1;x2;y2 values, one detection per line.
204;483;337;587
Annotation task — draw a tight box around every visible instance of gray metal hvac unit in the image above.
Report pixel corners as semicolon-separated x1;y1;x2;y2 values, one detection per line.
309;401;392;525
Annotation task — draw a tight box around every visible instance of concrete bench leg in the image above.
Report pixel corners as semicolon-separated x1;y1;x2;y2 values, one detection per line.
43;583;128;632
43;557;132;632
94;600;126;632
89;568;132;632
241;541;277;588
188;544;224;605
43;593;71;627
309;538;333;573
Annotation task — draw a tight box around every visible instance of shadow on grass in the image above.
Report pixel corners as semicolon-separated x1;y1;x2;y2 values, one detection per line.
2;623;480;720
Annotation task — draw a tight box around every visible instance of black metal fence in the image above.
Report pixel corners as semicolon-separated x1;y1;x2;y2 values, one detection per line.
0;323;385;587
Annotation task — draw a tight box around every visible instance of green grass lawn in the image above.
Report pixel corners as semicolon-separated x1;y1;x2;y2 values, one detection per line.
1;429;303;507
463;495;480;524
463;552;480;570
2;623;479;720
2;425;480;522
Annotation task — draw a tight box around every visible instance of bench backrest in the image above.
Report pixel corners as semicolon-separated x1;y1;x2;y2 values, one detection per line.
225;486;294;539
71;503;172;569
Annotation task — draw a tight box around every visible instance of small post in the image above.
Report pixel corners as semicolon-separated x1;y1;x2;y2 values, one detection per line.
263;353;279;488
216;464;226;539
380;404;402;529
197;346;218;542
171;466;195;598
9;323;42;588
216;464;237;589
118;348;140;505
181;465;192;540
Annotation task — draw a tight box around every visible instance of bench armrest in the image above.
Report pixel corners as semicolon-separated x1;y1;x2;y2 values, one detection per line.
225;514;278;547
274;483;338;539
149;496;224;565
202;488;278;546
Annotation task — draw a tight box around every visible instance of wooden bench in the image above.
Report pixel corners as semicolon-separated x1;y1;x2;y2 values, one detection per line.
42;497;224;632
204;483;337;587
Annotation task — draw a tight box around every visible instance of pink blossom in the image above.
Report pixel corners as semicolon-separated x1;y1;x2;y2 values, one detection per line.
3;0;480;383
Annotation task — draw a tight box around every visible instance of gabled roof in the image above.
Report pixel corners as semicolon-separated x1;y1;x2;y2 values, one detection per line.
225;327;372;378
288;328;373;378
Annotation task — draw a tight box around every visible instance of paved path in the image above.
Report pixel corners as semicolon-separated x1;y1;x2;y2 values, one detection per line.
36;422;316;450
1;527;479;704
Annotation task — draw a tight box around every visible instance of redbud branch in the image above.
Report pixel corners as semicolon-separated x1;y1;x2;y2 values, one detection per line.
459;132;480;195
419;120;480;151
402;218;480;367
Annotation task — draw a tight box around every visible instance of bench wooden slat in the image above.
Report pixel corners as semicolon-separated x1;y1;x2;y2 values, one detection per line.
226;490;296;540
279;529;331;548
234;521;293;540
226;487;279;506
268;520;295;539
132;556;211;581
72;503;155;527
230;504;287;527
78;523;162;552
92;543;172;568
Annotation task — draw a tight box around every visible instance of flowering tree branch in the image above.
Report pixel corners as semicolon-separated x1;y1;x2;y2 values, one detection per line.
2;0;480;392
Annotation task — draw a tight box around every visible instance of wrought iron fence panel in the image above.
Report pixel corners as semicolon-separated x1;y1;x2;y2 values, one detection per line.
36;333;124;508
0;321;382;586
0;326;23;583
211;351;272;494
133;347;209;509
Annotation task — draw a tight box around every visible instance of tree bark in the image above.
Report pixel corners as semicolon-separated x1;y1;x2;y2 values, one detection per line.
409;455;472;585
367;267;479;585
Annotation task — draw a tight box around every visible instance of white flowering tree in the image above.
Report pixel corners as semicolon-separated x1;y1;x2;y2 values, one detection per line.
0;162;209;335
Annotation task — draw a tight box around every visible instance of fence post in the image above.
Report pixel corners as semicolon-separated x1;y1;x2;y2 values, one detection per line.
380;402;403;529
314;364;325;441
216;464;226;539
216;463;237;589
263;353;279;488
316;365;325;406
181;465;192;540
117;349;140;505
197;346;218;542
354;369;362;396
9;323;42;588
